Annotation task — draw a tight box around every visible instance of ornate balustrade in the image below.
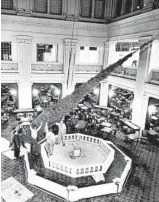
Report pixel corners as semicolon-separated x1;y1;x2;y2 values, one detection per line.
1;62;18;71
41;133;114;178
110;66;137;79
31;64;63;73
150;70;159;85
75;65;102;73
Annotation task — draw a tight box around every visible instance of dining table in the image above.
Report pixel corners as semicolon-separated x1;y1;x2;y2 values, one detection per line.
120;118;140;131
100;122;112;128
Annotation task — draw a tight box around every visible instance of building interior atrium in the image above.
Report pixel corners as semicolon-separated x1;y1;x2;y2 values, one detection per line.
1;0;159;202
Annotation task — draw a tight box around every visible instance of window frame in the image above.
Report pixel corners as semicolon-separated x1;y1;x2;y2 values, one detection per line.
37;43;58;63
1;42;12;61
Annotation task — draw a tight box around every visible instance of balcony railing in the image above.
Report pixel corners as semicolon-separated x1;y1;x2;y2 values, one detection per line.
75;65;102;73
31;63;63;73
110;66;137;80
1;62;18;72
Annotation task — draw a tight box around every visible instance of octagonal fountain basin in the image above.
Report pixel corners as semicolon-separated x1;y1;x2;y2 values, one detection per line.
41;133;115;178
24;134;132;202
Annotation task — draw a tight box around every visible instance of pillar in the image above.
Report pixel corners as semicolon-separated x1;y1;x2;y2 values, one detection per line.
131;36;152;128
63;39;77;95
17;35;32;109
66;0;79;20
99;82;109;106
103;41;109;69
148;36;159;75
121;0;126;15
140;95;149;130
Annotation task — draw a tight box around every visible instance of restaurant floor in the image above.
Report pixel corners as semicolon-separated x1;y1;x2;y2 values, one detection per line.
1;116;159;202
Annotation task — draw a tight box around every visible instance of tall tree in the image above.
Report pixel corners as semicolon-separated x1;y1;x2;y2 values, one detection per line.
33;40;152;129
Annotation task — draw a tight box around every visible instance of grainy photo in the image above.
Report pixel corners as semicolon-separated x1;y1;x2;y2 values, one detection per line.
1;0;159;202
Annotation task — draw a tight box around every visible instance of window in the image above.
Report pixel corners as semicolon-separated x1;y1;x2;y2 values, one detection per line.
116;42;139;52
125;0;132;14
116;0;122;17
37;44;58;62
79;46;99;64
80;0;92;18
34;0;48;13
1;42;12;61
94;0;105;19
1;0;13;10
50;0;62;15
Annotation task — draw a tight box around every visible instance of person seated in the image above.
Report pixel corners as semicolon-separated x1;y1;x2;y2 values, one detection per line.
1;113;9;124
85;119;92;134
126;131;140;142
75;119;86;133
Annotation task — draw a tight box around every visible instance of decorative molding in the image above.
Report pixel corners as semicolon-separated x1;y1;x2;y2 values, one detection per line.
104;41;109;48
31;64;63;72
1;62;18;71
17;35;32;44
64;39;78;47
1;16;108;33
76;65;102;73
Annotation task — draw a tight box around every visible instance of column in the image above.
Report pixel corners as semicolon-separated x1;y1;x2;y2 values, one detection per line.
110;0;117;18
99;82;109;106
140;95;149;130
62;82;67;98
17;35;32;109
91;0;95;18
131;37;152;128
63;39;77;95
147;36;159;77
66;0;79;20
121;0;126;15
47;0;50;14
103;41;109;69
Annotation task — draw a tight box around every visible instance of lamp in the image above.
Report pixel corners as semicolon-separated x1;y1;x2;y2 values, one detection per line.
10;89;17;96
33;89;39;97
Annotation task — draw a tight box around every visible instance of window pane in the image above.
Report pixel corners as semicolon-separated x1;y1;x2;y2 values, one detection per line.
37;44;58;62
1;42;12;61
34;0;47;13
125;0;132;14
50;0;62;15
116;0;122;17
1;0;13;10
80;0;92;18
94;0;105;19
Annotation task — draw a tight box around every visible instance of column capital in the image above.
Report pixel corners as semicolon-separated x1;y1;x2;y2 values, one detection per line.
139;35;153;46
17;35;32;44
104;41;109;48
64;39;78;47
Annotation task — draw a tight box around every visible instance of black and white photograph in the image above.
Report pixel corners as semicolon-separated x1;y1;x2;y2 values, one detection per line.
1;0;159;202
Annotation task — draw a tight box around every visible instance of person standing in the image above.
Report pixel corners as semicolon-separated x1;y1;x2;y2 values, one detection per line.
30;122;42;140
44;122;57;156
56;118;66;146
9;128;26;159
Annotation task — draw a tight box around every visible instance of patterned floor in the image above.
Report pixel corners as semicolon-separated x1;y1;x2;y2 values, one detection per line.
1;116;159;202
